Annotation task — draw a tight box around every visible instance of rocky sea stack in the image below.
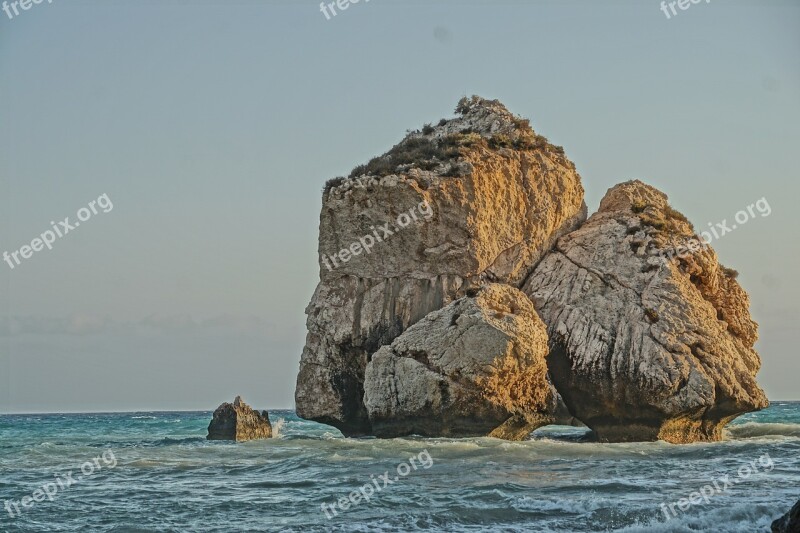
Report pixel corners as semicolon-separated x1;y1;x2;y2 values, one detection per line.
294;96;767;442
207;396;273;441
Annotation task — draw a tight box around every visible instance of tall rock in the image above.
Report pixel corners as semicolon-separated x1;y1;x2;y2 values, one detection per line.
522;180;768;443
296;96;587;436
363;284;557;439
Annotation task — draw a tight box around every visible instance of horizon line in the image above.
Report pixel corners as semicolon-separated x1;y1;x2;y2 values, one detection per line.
1;401;798;416
0;406;296;416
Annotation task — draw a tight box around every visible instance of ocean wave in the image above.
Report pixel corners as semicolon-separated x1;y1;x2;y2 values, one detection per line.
272;417;286;438
128;459;166;468
243;480;318;489
2;408;797;531
726;422;800;439
122;437;208;448
508;495;606;514
612;502;781;533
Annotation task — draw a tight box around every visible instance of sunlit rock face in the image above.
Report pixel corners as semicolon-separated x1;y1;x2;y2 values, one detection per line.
207;396;272;442
295;96;587;436
363;284;557;440
522;180;768;443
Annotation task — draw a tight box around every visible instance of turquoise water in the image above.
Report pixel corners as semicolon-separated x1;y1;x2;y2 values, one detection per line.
0;403;798;532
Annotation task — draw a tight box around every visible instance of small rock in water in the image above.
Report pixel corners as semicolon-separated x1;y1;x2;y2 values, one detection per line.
207;396;272;442
772;499;800;533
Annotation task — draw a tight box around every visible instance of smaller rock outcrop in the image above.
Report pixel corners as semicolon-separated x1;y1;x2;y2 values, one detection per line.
207;396;272;441
363;284;557;440
523;180;768;443
772;500;800;533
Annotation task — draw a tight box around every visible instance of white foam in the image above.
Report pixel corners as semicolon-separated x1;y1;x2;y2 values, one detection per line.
727;422;800;439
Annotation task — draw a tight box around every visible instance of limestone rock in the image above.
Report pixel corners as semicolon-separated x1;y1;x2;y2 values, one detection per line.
207;396;272;441
363;284;556;439
296;96;586;436
317;95;586;285
772;500;800;533
522;180;768;443
295;275;468;436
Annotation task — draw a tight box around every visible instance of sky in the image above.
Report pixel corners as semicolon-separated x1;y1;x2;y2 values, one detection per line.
0;0;798;413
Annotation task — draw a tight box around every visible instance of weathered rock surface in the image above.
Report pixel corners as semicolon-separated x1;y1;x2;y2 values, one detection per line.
207;396;272;441
522;180;768;443
296;96;587;436
772;499;800;533
363;284;556;439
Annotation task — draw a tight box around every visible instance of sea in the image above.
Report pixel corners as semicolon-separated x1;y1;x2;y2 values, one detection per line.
0;402;798;532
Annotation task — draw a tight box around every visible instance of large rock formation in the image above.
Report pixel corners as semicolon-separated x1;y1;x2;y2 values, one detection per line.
294;96;768;443
296;96;587;436
207;396;273;441
363;284;556;440
522;180;768;443
772;500;800;533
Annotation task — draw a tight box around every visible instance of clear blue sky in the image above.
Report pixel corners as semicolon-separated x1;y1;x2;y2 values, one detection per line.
1;0;798;412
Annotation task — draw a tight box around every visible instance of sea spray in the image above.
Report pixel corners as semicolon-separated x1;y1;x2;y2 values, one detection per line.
271;417;286;438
